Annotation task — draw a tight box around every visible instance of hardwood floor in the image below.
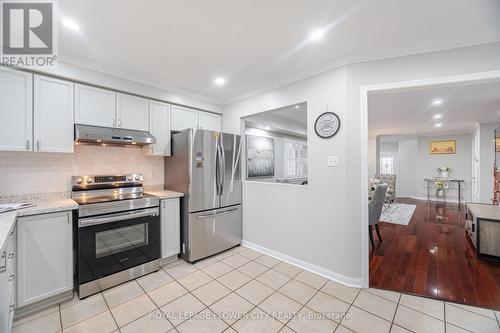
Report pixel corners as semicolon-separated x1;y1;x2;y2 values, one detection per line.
369;198;500;309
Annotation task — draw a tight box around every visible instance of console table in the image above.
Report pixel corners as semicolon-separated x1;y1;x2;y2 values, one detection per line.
424;178;465;204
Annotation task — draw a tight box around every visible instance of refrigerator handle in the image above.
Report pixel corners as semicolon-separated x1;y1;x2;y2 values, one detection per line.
220;138;226;195
216;142;223;196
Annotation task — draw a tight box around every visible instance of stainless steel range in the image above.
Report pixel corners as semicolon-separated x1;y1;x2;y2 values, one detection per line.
72;174;160;299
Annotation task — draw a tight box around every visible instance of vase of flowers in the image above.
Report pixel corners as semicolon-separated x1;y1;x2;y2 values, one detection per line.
435;181;446;200
437;165;451;179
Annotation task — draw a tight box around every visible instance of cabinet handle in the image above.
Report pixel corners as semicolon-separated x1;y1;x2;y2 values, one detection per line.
26;139;30;150
118;119;122;127
9;305;15;312
36;140;40;151
8;253;14;259
8;274;14;281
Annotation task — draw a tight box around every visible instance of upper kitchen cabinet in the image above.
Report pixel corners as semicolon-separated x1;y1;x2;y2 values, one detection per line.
0;68;33;152
147;101;171;156
171;105;199;131
34;76;74;153
75;84;116;128
116;93;149;131
199;111;222;132
171;105;222;132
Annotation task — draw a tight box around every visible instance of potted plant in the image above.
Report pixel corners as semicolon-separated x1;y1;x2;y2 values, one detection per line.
434;182;445;198
437;165;451;179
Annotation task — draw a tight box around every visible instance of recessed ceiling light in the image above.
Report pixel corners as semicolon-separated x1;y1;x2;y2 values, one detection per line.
433;114;442;120
294;105;300;109
435;123;443;128
264;126;271;130
310;29;325;41
214;77;226;86
432;99;443;106
62;17;80;32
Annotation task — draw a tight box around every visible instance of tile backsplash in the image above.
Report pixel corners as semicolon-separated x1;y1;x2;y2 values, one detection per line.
0;145;164;196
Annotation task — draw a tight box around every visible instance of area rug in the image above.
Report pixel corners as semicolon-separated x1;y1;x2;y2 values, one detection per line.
380;203;416;225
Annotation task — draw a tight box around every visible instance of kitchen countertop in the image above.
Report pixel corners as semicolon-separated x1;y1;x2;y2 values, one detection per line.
467;203;500;221
146;190;184;199
0;199;78;253
0;190;183;253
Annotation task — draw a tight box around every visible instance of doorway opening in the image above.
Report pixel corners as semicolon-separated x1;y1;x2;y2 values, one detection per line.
365;74;500;309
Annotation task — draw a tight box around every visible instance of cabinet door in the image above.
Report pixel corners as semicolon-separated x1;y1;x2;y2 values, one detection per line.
171;105;199;131
116;93;149;131
75;84;116;127
34;76;74;153
17;212;73;307
161;198;180;258
0;68;33;151
198;112;222;132
147;101;171;156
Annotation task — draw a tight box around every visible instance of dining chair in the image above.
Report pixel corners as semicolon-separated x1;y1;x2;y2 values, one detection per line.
369;185;388;248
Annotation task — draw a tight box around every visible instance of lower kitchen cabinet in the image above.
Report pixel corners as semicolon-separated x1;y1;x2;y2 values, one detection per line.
0;226;16;333
161;198;180;258
16;212;73;308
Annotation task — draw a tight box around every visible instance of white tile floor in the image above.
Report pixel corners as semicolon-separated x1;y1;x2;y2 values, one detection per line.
12;245;500;333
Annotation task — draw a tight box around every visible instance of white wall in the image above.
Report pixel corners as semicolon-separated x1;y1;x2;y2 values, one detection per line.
367;138;377;177
397;139;418;197
415;134;472;202
223;67;354;284
223;42;500;285
479;122;500;203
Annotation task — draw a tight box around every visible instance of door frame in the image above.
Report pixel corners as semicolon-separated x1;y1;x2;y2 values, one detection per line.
360;69;500;288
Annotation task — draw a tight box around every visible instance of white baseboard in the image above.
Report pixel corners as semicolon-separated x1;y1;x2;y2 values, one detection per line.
241;240;363;288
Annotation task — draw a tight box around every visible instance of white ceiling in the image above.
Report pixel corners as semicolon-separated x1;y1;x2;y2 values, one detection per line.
368;79;500;138
58;0;500;105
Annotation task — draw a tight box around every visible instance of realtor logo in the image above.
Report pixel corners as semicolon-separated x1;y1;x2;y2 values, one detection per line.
1;0;58;68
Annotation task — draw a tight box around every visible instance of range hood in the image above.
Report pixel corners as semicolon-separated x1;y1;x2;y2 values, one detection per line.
74;124;156;147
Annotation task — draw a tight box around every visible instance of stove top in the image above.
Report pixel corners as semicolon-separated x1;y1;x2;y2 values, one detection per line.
72;191;157;205
71;173;158;206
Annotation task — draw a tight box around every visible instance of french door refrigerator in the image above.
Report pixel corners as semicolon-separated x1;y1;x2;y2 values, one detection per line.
165;129;242;262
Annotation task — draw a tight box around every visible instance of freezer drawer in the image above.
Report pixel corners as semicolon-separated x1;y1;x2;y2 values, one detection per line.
187;205;242;262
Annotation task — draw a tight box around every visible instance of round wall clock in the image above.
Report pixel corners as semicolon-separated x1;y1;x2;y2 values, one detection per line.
314;112;340;138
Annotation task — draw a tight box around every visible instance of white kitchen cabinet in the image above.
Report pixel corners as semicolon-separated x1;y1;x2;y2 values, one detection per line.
0;68;33;152
161;198;180;258
147;101;171;156
75;84;116;127
171;105;199;131
116;93;149;131
198;111;222;132
0;226;16;333
17;212;73;308
34;76;74;153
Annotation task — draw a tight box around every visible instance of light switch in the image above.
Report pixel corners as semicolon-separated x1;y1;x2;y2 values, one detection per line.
328;155;339;167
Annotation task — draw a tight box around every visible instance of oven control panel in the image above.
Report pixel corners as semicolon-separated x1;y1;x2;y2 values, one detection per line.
72;174;143;188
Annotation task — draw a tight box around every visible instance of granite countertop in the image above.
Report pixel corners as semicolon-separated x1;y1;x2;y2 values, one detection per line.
146;190;184;199
0;199;78;253
467;203;500;221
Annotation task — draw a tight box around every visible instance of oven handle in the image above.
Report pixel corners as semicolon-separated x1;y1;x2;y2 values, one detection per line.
78;207;159;227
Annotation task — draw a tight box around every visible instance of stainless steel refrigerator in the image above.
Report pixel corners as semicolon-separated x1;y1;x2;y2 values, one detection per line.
165;129;242;262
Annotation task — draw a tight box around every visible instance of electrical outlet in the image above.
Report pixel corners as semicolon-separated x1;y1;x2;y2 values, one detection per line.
328;155;339;167
152;170;158;177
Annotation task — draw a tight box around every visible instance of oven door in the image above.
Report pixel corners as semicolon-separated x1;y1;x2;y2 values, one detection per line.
77;207;160;284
